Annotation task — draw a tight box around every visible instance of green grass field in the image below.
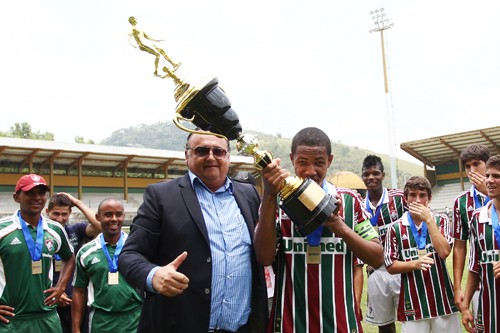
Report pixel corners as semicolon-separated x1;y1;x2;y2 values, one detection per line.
360;250;468;333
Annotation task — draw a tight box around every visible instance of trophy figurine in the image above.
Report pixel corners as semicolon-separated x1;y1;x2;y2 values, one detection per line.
129;17;337;235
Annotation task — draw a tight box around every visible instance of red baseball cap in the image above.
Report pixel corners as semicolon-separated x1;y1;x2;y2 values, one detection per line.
15;174;50;193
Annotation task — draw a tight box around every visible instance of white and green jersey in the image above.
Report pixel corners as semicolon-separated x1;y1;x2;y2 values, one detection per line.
0;211;73;319
269;183;371;333
74;233;142;313
384;212;457;322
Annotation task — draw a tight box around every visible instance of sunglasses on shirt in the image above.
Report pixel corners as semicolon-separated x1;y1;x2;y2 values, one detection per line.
187;146;228;159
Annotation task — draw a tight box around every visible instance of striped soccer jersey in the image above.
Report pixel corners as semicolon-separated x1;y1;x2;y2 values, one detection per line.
269;183;370;333
364;188;407;245
468;202;500;333
384;212;457;322
453;186;489;241
0;212;73;319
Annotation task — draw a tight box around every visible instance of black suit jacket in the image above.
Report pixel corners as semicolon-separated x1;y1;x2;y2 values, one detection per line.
119;174;267;333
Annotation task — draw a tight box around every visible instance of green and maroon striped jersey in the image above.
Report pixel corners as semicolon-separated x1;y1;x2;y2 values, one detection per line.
364;188;407;245
269;183;370;333
384;212;458;322
453;186;489;241
468;202;500;333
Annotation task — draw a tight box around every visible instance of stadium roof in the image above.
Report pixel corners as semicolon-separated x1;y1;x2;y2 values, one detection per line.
400;126;500;168
0;137;258;177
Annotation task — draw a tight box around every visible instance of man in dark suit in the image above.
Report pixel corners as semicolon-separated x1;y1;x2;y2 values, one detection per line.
119;132;267;333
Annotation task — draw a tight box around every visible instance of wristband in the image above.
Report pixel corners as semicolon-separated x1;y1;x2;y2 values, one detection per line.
354;219;379;241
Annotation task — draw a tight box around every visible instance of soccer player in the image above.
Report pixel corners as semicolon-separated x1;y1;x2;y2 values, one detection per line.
71;198;142;333
0;174;75;333
46;193;101;333
254;127;383;333
461;155;500;333
361;155;407;333
452;144;490;312
385;176;459;332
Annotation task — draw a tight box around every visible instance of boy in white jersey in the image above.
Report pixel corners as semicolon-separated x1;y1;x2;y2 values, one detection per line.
461;155;500;333
361;155;407;333
385;176;459;332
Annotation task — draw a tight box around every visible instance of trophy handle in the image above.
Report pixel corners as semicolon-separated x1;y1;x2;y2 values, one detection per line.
172;113;227;139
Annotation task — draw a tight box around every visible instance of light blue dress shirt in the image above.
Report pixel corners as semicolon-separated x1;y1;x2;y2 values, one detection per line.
146;172;252;332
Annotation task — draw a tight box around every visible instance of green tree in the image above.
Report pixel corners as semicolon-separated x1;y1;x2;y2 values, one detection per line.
74;136;95;144
1;122;55;140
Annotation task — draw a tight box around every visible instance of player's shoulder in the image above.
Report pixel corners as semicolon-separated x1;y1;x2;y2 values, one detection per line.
387;188;404;197
45;218;66;233
0;216;14;228
0;216;17;239
77;237;100;257
453;190;470;202
334;185;360;198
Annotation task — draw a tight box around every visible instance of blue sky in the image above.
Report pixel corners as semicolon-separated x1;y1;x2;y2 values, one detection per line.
1;0;498;164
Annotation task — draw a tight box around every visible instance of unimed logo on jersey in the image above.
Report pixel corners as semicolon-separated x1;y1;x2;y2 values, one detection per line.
282;237;346;254
401;248;419;260
401;246;435;261
480;249;500;264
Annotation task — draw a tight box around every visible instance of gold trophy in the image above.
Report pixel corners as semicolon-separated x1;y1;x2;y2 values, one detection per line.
129;17;337;235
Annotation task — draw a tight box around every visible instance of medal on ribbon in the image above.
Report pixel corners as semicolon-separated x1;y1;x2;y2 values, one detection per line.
365;188;386;227
19;212;44;275
407;212;428;256
100;233;125;285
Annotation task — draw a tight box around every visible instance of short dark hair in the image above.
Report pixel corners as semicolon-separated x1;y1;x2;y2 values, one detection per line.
291;127;331;155
460;144;491;165
486;155;500;171
48;194;72;211
362;155;384;173
97;198;123;214
404;176;432;198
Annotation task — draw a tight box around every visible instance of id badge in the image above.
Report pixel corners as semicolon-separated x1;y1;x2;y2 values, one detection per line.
307;246;321;264
108;272;119;285
32;260;42;274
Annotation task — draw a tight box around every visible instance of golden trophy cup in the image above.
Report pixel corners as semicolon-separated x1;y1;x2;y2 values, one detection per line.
129;17;337;235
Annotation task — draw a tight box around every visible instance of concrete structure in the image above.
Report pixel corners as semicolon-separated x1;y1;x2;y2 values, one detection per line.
400;126;500;214
0;137;258;215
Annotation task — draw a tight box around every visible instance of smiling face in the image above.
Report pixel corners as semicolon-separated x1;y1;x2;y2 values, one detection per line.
47;205;71;226
185;133;230;192
486;165;500;200
13;186;49;224
290;145;333;186
361;165;385;194
96;199;124;242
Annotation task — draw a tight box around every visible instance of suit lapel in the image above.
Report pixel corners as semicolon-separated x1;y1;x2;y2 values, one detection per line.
178;174;211;246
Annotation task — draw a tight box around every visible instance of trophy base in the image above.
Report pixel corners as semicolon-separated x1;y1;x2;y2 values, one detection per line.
279;178;338;236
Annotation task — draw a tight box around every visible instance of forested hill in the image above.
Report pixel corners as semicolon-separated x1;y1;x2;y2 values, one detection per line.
101;121;422;187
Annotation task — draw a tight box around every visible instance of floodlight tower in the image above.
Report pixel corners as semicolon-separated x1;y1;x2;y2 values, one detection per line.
370;8;398;188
